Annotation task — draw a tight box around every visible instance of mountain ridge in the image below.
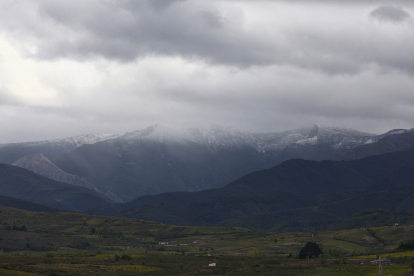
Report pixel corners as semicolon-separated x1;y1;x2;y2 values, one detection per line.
12;153;123;203
343;128;414;161
0;133;119;164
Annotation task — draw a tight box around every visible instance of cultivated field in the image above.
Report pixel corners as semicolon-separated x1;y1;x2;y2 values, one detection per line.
0;206;413;275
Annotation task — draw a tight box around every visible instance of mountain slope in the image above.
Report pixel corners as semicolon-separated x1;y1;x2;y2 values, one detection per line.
108;149;414;229
13;154;97;191
0;163;112;212
0;134;118;164
55;124;383;201
12;154;123;203
343;128;414;161
220;184;414;232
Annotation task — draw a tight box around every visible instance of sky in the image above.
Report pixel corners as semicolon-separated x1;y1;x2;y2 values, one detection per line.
0;0;414;143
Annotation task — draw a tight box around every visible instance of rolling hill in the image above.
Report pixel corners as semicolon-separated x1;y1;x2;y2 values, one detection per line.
0;163;112;212
107;149;414;231
0;194;59;212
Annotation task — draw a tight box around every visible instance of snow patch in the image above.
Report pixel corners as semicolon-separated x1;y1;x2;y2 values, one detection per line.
296;136;318;145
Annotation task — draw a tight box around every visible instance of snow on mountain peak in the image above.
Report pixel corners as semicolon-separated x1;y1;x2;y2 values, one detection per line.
117;123;384;153
53;133;119;147
314;124;375;136
0;133;119;148
120;124;197;143
119;123;258;150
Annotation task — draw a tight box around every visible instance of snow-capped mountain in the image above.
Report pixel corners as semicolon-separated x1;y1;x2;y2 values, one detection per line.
258;124;377;152
54;123;396;202
120;124;259;150
120;123;377;151
0;133;119;164
13;154;98;191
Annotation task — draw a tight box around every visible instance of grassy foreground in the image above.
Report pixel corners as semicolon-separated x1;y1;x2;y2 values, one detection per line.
0;205;413;275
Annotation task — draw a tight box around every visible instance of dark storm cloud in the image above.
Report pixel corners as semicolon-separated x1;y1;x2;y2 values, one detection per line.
30;0;241;63
0;0;412;76
370;5;411;23
0;0;412;75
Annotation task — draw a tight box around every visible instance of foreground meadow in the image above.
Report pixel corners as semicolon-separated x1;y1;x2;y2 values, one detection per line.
0;206;413;275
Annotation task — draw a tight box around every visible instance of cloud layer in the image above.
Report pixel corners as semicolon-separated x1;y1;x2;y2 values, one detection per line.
0;0;413;142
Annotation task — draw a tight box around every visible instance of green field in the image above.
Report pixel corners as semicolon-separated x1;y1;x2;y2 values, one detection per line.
0;206;413;275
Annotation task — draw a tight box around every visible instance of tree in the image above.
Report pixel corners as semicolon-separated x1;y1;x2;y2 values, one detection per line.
398;240;414;250
299;242;323;259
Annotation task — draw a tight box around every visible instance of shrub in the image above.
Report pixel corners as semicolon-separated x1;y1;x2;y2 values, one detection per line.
121;254;132;260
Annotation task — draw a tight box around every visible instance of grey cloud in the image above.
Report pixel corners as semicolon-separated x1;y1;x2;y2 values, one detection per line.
147;0;187;11
119;0;187;12
370;5;411;23
2;0;414;144
1;0;413;75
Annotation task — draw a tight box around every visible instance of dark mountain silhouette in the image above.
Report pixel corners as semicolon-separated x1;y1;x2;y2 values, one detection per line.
107;149;414;231
220;185;414;232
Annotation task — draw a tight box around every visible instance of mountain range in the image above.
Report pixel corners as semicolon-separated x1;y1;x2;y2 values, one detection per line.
53;124;395;201
1;123;414;232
